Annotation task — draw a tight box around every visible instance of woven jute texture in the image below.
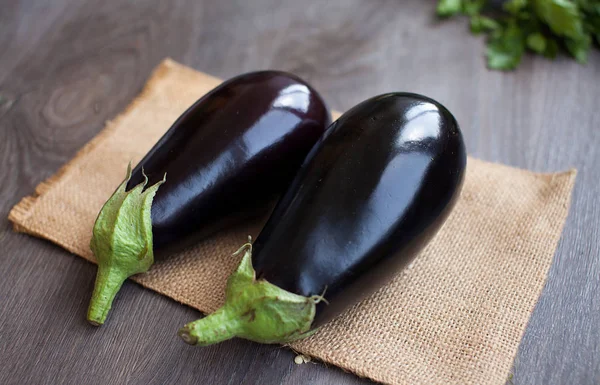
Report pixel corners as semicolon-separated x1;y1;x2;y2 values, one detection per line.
9;59;576;385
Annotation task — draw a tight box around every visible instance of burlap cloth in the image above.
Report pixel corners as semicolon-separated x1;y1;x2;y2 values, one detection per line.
8;59;576;385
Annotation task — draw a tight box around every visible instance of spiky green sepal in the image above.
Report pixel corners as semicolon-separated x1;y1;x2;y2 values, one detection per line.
87;164;165;326
178;241;322;346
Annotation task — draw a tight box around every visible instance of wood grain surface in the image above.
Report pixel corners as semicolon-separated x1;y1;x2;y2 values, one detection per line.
0;1;598;384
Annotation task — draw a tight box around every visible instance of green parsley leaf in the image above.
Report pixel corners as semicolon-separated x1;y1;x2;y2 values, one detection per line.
565;35;591;62
527;32;547;52
463;0;487;16
471;15;501;33
504;0;530;14
437;0;599;70
532;0;585;39
437;0;463;17
543;38;560;58
486;23;526;70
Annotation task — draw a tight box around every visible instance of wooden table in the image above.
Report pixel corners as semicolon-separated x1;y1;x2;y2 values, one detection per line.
1;1;598;384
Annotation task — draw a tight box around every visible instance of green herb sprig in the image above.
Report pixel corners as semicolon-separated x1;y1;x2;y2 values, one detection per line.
437;0;600;70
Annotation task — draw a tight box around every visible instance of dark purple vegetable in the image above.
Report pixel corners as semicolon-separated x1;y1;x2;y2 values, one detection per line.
87;71;330;326
179;92;466;346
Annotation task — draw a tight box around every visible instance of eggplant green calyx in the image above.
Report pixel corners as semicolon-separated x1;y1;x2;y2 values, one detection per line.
178;240;325;346
87;164;165;326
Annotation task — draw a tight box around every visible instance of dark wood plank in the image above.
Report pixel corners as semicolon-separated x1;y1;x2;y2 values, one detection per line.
0;0;599;384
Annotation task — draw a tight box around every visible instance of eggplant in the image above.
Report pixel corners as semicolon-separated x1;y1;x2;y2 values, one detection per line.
87;71;330;325
178;92;466;346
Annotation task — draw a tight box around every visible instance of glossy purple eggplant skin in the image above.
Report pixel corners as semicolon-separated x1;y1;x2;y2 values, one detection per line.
126;71;330;257
252;93;466;327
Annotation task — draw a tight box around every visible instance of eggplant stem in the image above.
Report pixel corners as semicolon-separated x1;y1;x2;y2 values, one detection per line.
87;266;128;326
309;285;329;305
232;236;253;257
86;164;164;325
178;241;317;346
178;304;243;346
